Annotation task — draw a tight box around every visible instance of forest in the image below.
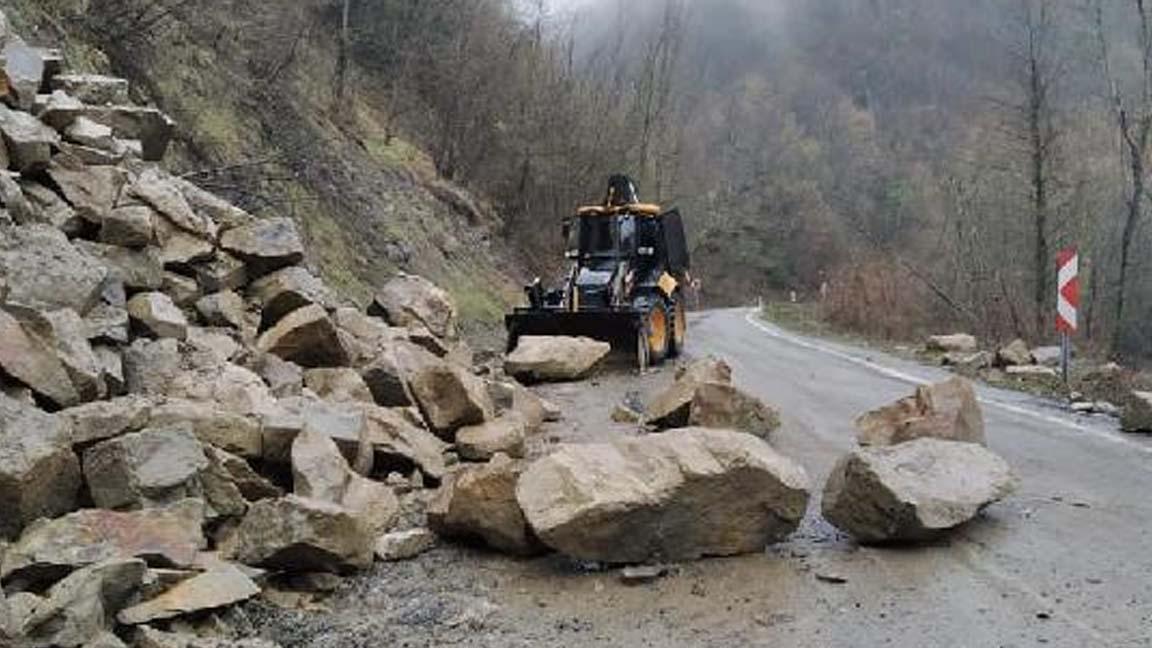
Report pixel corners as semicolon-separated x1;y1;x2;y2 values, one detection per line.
330;0;1152;362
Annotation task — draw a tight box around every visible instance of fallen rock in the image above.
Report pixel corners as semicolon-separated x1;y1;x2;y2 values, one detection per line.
194;291;250;330
148;400;263;459
856;377;985;447
219;217;304;277
1;502;205;588
0;224;107;314
428;454;542;556
292;426;399;536
1005;365;1059;379
50;74;130;105
303;368;374;404
1121;391;1152;433
1032;346;1062;367
941;350;992;372
516;428;810;563
455;413;528;461
46;160;125;224
64;116;118;150
369;273;458;340
822;438;1018;543
127;292;188;340
611;403;643;424
25;307;105;402
504;336;611;383
996;339;1034;367
193;253;247;293
73;106;174;162
0;104;58;172
85;302;130;344
375;528;437;562
82;425;209;510
247;266;334;329
0;394;81;540
0;307;82;407
645;356;733;428
174;177;254;232
61;395;154;446
358;339;438;407
74;241;164;292
117;563;259;625
100;204;155;248
185;327;241;364
2;41;45;112
166;362;276;417
926;334;978;353
358;404;449;480
246;352;303;399
256;304;350;368
409;362;494;437
163;272;201;308
19;558;147;647
19;179;82;232
122;338;181;395
126;168;215;240
221;495;375;574
687;382;780;439
202;446;280;502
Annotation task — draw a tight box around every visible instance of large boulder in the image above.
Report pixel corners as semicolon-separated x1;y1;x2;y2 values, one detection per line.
687;382;780;439
516;428;810;563
428;454;543;556
125;168;216;240
368;273;458;340
645;356;733;428
0;225;107;315
822;438;1018;543
996;339;1034;367
926;334;978;353
82;425;209;510
220;495;375;574
1;501;205;589
127;292;188;340
504;336;611;383
0;307;83;407
358;404;449;480
18;558;147;648
856;377;985;447
359;338;438;407
247;266;334;329
46;161;125;225
455;413;528;461
2;41;45;112
117;563;259;626
1121;391;1152;433
100;204;155;248
409;362;494;437
256;305;350;368
0;104;58;172
0;394;81;540
219;217;304;277
291;426;399;536
73;241;164;292
148;400;264;459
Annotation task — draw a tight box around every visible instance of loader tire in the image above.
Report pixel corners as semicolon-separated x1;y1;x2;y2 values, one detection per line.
669;297;687;358
644;303;670;367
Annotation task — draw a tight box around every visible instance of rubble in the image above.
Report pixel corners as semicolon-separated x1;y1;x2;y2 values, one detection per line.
117;564;260;625
428;454;543;556
925;334;978;353
1121;391;1152;433
996;339;1034;367
516;428;810;563
455;413;529;460
856;377;985;447
0;394;81;540
645;356;732;427
822;438;1018;543
504;336;611;382
409;362;494;437
369;272;459;340
375;528;437;561
256;304;350;368
82;424;209;510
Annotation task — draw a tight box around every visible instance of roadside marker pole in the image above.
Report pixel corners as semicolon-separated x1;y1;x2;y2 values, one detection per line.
1056;247;1080;386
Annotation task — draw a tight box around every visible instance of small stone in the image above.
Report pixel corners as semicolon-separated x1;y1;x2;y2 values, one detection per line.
374;528;437;562
127;292;189;340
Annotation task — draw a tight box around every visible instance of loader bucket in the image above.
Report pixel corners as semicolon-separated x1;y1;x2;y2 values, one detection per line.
505;309;643;353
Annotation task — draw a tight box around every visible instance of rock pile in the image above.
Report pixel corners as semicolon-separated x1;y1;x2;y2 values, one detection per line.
645;356;780;439
0;15;547;645
823;378;1018;543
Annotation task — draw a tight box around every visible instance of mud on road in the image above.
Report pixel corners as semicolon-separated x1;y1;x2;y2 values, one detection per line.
249;311;1152;648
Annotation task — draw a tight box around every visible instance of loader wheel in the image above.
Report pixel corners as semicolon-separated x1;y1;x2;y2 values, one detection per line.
669;298;687;358
645;304;670;366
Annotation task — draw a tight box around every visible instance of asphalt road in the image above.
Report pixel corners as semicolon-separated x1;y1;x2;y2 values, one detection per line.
682;309;1152;648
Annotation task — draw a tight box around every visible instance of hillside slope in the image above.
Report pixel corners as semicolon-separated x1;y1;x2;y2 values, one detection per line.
1;0;526;337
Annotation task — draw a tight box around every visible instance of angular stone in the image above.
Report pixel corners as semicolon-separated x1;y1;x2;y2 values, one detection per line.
303;368;373;404
61;141;124;166
822;438;1019;543
2;41;44;112
375;528;436;562
0;224;107;314
195;291;250;330
0;307;82;407
646;357;733;428
245;352;302;398
1;502;205;588
39;307;105;403
1005;365;1059;379
0;104;57;172
18;179;82;232
148;399;263;459
358;404;448;480
82;425;209;510
221;495;375;574
173;178;254;233
0;172;35;225
369;273;458;340
256;305;349;368
118;563;258;625
926;334;978;353
127;169;215;240
996;339;1034;367
127;292;188;340
292;426;399;536
504;336;611;383
93;345;125;397
185;327;241;364
455;413;528;461
517;428;810;563
856;378;985;447
85;302;129;344
193;253;247;294
50;74;130;105
202;446;280;502
687;382;780;439
1121;391;1152;433
428;454;542;556
74;241;164;292
122;338;180;395
0;394;81;539
219;217;304;277
409;362;494;437
166;362;276;417
247;266;334;329
359;339;438;407
61;395;155;446
64;117;117;150
100;204;154;248
46;160;126;224
78;106;175;162
163;272;201;308
19;558;147;648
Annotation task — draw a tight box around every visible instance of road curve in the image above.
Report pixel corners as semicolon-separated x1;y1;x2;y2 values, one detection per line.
686;308;1152;647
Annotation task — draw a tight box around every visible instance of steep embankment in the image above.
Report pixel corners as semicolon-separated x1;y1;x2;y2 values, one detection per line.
1;0;525;337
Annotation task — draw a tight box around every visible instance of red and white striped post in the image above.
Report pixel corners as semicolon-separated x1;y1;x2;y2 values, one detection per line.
1056;247;1080;384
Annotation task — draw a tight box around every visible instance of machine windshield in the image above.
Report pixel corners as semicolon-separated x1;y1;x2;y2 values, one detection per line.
579;215;635;258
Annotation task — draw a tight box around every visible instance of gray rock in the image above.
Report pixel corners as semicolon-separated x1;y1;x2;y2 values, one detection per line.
504;336;611;383
455;413;528;461
0;224;108;314
126;169;216;240
1032;346;1062;367
84;302;130;344
409;362;494;438
359;339;438;407
19;179;83;233
0;394;81;540
247;266;334;329
165;362;276;417
19;558;146;647
163;272;201;308
127;292;188;340
100;204;154;248
74;241;164;292
45;160;126;224
516;428;810;563
61;395;155;446
221;495;375;574
173;177;254;233
122;338;181;395
2;40;44;112
428;454;543;556
856;377;985;447
375;528;436;562
64;117;118;150
997;339;1035;367
822;438;1018;543
1121;391;1152;433
148;399;263;459
49;74;130;105
0;307;82;407
219;217;304;277
303;368;374;404
39;307;106;403
292;425;399;536
118;563;258;626
0;172;36;224
0;104;57;172
687;382;780;439
195;291;250;330
82;425;209;510
193;253;248;293
202;445;280;502
63;106;174;161
256;305;349;368
245;352;303;398
645;357;733;428
926;334;978;353
368;273;458;340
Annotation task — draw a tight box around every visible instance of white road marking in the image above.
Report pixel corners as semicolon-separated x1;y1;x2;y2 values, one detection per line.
741;310;1152;459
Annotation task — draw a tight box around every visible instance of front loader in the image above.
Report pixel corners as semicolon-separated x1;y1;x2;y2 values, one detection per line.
505;175;691;370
